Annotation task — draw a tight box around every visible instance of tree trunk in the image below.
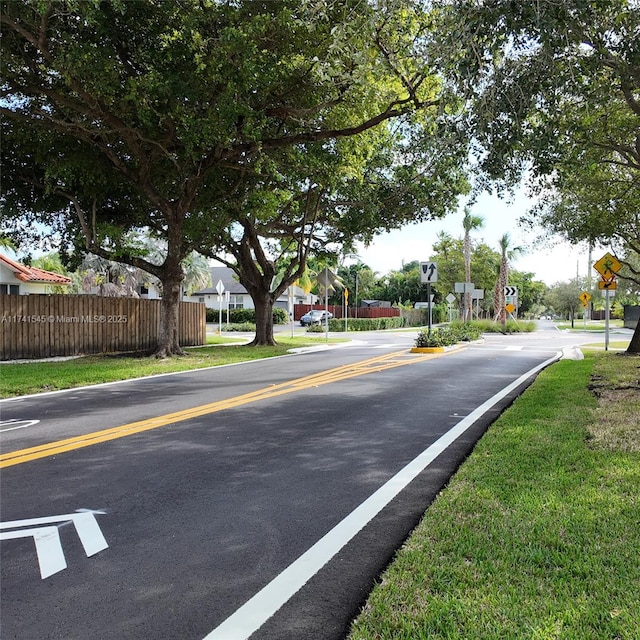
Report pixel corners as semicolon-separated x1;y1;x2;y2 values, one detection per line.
627;318;640;354
155;271;186;358
251;292;277;346
493;282;506;325
464;237;472;322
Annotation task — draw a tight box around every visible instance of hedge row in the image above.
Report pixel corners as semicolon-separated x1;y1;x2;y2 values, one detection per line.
206;307;288;324
326;316;406;332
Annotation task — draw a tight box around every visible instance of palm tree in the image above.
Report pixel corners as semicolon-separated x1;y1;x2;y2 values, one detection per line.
0;237;17;251
79;253;141;297
181;252;212;296
493;233;523;325
462;208;484;322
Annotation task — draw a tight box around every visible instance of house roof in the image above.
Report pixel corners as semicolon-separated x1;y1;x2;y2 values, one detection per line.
192;265;308;299
194;267;247;295
0;253;72;285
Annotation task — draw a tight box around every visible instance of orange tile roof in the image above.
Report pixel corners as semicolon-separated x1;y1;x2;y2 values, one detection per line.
0;253;72;285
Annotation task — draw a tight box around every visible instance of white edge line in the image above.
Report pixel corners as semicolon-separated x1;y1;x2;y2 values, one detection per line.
203;351;562;640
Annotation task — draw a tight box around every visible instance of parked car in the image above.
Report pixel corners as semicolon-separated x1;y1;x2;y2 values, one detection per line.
300;310;333;326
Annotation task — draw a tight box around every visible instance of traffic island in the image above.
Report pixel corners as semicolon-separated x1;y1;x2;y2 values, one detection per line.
410;346;445;353
412;325;483;353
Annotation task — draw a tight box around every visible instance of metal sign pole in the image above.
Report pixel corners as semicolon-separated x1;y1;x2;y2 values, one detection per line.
215;279;225;335
605;289;610;351
427;283;432;336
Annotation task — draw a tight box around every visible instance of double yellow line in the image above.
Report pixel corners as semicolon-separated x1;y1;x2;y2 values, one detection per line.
1;350;440;469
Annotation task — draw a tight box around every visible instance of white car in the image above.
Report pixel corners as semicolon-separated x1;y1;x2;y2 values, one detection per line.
300;310;333;326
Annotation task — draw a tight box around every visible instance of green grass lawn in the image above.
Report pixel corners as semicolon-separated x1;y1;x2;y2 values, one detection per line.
582;340;631;351
348;351;640;639
556;319;624;331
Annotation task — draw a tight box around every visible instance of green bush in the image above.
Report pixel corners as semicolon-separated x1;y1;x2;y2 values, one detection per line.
414;323;482;348
206;307;289;324
327;316;405;332
224;323;256;332
272;307;288;324
467;319;536;334
306;323;326;333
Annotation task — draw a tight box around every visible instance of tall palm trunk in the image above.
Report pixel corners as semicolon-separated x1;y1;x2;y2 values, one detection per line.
464;232;472;322
462;209;484;322
493;233;511;326
494;257;508;325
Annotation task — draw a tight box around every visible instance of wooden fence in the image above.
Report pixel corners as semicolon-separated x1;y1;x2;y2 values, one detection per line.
294;304;400;320
0;294;206;360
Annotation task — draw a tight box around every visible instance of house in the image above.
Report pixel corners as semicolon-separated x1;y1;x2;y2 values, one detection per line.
189;266;314;310
0;253;72;295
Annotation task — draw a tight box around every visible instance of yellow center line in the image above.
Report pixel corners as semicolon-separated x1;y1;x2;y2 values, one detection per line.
1;349;442;468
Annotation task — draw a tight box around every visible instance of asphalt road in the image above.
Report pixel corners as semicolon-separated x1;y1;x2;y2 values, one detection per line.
0;324;615;640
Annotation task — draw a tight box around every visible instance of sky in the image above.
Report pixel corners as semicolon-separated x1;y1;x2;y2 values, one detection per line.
354;188;600;286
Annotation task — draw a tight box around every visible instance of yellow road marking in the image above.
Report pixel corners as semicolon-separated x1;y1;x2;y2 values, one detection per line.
1;350;442;468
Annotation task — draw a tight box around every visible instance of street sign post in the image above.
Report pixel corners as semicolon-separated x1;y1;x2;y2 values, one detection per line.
579;291;591;328
604;289;612;351
504;286;518;317
594;253;621;351
473;289;484;320
446;292;456;323
215;279;225;334
420;262;437;335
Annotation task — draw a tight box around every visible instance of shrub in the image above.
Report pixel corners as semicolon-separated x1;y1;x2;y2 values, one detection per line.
306;324;326;333
206;307;289;324
224;323;256;332
272;307;289;324
327;316;406;332
414;323;482;348
468;319;536;334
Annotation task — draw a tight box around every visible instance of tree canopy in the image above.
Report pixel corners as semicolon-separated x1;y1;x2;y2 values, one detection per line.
1;0;470;352
441;0;640;349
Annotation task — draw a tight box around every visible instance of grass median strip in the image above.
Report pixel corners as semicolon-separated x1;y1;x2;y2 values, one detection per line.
0;337;343;398
348;351;640;640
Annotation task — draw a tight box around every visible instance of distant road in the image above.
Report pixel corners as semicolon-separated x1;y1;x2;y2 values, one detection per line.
0;326;604;640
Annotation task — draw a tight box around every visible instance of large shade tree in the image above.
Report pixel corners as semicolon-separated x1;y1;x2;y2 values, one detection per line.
429;232;500;315
441;0;640;351
203;121;468;344
1;0;468;355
